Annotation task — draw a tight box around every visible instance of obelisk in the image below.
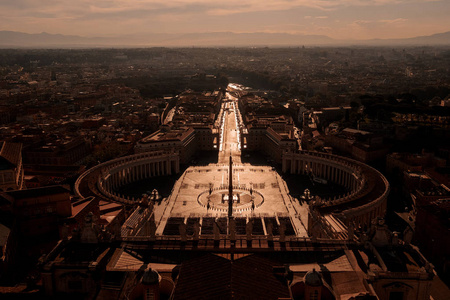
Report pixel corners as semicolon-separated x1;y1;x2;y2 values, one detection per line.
228;155;233;219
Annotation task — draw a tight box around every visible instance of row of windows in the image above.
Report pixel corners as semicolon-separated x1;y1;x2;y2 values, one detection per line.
22;205;55;216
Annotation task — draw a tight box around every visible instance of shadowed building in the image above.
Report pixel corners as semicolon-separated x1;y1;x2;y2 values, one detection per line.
0;141;24;192
37;89;448;300
0;185;71;238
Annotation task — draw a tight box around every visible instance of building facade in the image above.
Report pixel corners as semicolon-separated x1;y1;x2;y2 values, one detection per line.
0;141;24;191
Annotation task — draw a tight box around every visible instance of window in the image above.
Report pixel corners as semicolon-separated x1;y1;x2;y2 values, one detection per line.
68;280;82;290
389;292;404;300
310;290;319;300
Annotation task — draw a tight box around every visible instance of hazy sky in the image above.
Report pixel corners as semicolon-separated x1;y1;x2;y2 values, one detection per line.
1;0;449;39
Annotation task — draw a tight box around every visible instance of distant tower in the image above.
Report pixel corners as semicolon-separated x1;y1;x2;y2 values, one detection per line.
228;155;233;219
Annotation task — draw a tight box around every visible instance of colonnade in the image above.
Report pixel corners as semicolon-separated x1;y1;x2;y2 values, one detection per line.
286;157;360;191
282;150;363;199
102;157;178;191
282;150;389;229
75;151;180;204
339;187;389;228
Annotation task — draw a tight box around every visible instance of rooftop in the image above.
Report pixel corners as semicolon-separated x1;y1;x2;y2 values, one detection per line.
173;253;290;300
140;127;194;143
0;141;22;170
2;185;69;200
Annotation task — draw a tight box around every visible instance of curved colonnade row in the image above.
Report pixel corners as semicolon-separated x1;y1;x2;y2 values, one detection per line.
282;150;390;227
75;149;389;229
75;151;179;204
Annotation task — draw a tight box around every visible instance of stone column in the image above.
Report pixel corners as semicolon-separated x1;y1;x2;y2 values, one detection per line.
246;219;253;241
167;160;171;175
266;221;273;242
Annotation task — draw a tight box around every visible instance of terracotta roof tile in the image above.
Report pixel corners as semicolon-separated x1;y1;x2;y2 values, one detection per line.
173;254;290;300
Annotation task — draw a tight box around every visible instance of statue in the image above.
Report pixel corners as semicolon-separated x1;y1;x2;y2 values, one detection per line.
110;221;121;239
141;194;149;207
246;219;253;240
403;226;414;245
371;218;392;247
179;222;187;242
347;221;355;241
80;212;99;244
314;195;322;205
392;232;400;246
148;200;154;213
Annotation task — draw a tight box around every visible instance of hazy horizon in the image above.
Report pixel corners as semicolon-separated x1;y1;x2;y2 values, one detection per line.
1;0;449;41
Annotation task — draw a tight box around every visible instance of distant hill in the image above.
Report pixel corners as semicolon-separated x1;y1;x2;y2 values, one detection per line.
0;31;335;47
157;32;335;47
350;31;450;46
0;30;449;48
0;31;103;47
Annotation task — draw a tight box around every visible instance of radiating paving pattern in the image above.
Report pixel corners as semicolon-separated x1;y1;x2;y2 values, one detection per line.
157;163;309;237
75;85;390;244
156;94;310;238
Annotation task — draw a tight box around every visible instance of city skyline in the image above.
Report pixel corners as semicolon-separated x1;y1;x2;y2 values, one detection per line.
1;0;449;41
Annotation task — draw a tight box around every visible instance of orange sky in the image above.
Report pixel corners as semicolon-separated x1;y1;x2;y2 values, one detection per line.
0;0;449;40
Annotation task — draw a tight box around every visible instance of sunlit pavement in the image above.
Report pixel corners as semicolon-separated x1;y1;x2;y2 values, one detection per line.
156;85;308;237
218;93;241;164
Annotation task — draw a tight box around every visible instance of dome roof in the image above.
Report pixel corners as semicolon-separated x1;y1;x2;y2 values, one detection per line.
142;267;161;285
304;269;323;287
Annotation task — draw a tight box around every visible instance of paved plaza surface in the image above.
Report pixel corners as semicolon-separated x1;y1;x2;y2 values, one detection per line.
155;94;309;237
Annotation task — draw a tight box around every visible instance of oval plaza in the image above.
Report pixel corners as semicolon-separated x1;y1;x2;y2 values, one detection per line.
62;87;436;300
76;92;389;239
